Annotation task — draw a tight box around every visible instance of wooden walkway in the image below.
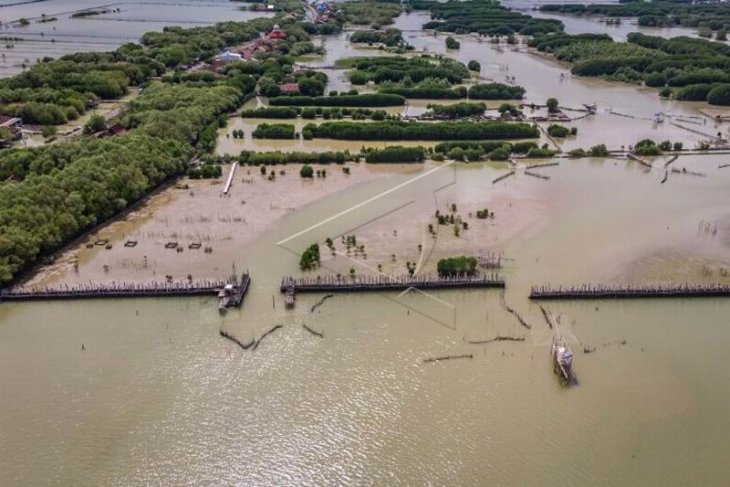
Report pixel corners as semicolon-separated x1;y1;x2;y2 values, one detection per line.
281;274;505;293
530;283;730;300
0;280;226;302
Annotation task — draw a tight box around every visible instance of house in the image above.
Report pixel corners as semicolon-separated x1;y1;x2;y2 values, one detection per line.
279;82;300;95
0;115;22;140
217;50;243;63
267;24;287;40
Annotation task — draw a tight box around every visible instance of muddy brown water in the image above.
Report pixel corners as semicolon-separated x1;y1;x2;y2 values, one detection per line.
2;8;730;487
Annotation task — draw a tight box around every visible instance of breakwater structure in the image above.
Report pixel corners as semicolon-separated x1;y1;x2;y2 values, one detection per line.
280;273;505;294
529;283;730;300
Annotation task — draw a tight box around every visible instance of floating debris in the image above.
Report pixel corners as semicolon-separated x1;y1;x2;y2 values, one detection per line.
302;324;324;338
537;303;553;329
423;354;473;363
500;293;531;329
251;324;283;351
219;329;255;350
310;294;333;312
492;170;515;184
463;335;524;345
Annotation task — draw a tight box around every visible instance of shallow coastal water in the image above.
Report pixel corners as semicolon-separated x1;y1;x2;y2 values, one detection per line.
2;153;730;486
2;6;730;487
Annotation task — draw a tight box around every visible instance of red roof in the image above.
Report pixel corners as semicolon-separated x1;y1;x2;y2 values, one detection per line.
279;83;299;94
268;29;287;39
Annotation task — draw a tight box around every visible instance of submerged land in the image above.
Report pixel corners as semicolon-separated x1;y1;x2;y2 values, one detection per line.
1;0;730;485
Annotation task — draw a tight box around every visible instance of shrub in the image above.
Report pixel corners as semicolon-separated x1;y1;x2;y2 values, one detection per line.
299;243;320;270
488;147;510;160
252;123;296;139
304;121;539;140
527;147;556;158
589;144;608;156
300;164;314;178
269;93;405;107
546;124;570;137
445;36;460;49
437;256;477;276
365;146;425;163
469;83;525;100
241;107;298;118
568;148;586;158
707;84;730;106
467;60;481;71
546;97;559;113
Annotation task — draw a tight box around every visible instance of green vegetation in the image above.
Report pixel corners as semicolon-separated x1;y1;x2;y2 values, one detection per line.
83;114;107;134
336;0;402;29
364;146;425;163
468;60;481;72
344;55;470;85
241;107;299;118
526;147;556;158
531;30;730;105
445;36;460;49
546;124;570;137
350;28;408;48
299;243;320;270
303;121;539;141
239;150;354;165
468;83;525;100
634;139;662;156
269;93;405;106
251;123;296;139
0;16;293;284
437;255;477;277
300;164;314;178
188;163;222;179
242;106;393;120
71;9;116;18
379;82;466;99
541;2;730;36
429;102;486;118
431;140;538;161
589;144;609;157
418;0;563;36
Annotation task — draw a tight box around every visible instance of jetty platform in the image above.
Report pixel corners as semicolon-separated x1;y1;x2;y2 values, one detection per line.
530;283;730;300
280;274;505;293
0;272;251;306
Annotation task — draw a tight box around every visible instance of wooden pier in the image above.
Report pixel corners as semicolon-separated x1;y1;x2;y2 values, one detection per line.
280;274;505;293
1;272;251;308
530;283;730;300
0;280;226;302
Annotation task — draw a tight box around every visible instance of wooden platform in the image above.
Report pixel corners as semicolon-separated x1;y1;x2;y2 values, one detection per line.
530;284;730;300
280;274;505;293
0;280;226;302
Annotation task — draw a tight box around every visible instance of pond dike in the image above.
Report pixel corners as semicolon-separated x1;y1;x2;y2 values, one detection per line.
280;274;505;293
530;284;730;300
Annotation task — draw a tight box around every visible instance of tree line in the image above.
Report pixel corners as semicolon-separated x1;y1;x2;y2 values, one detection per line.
302;120;539;140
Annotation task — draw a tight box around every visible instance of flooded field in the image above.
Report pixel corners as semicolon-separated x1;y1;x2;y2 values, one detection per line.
2;4;730;487
0;0;273;76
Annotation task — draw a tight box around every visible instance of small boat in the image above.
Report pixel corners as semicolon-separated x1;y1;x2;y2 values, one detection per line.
217;283;234;314
551;336;575;384
284;285;295;309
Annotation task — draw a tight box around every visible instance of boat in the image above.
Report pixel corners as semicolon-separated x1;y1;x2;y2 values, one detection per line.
284;284;295;309
551;336;575;384
217;283;234;314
